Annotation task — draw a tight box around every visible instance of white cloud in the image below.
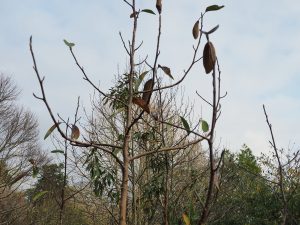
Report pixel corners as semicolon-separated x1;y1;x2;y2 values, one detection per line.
0;1;299;155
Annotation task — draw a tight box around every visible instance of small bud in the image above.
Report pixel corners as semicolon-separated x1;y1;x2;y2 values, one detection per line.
156;0;162;14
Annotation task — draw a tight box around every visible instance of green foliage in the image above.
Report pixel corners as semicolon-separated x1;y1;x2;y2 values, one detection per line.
32;190;48;202
28;164;65;202
238;144;261;174
201;119;209;132
180;116;191;135
104;73;131;110
84;148;118;202
63;39;75;48
210;147;282;225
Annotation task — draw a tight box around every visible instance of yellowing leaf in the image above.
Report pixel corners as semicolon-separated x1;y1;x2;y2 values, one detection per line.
182;212;191;225
44;123;60;140
158;64;174;79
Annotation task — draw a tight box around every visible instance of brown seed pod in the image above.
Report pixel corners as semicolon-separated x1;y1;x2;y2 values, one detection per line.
192;20;199;39
156;0;162;14
71;125;80;140
142;79;154;103
203;41;216;74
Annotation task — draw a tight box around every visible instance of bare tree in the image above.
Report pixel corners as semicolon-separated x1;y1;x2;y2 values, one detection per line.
0;73;46;224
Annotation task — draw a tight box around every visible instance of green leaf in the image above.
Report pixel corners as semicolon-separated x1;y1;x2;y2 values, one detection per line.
135;71;149;91
118;134;124;141
206;24;219;35
44;123;59;140
51;150;65;154
201;120;209;132
32;191;48;202
63;39;75;47
180;116;191;135
141;9;156;15
205;5;225;12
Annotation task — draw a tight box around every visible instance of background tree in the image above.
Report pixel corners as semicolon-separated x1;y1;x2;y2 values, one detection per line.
0;73;46;225
27;163;91;225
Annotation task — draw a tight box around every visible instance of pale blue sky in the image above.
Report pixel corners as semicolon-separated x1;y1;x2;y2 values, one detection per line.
0;0;299;155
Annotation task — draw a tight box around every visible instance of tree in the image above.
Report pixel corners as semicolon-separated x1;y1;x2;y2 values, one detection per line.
0;73;46;224
29;1;225;225
27;164;91;225
262;105;300;225
210;146;280;225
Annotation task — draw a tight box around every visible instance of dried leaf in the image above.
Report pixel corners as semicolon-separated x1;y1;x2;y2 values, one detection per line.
192;20;200;39
158;64;174;79
156;0;162;14
142;79;154;103
203;41;216;74
132;97;150;113
182;212;191;225
71;125;80;140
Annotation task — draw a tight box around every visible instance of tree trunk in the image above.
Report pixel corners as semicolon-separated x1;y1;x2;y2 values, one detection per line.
119;149;129;225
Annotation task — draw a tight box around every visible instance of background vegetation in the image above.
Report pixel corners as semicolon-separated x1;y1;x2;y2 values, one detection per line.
0;1;299;225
